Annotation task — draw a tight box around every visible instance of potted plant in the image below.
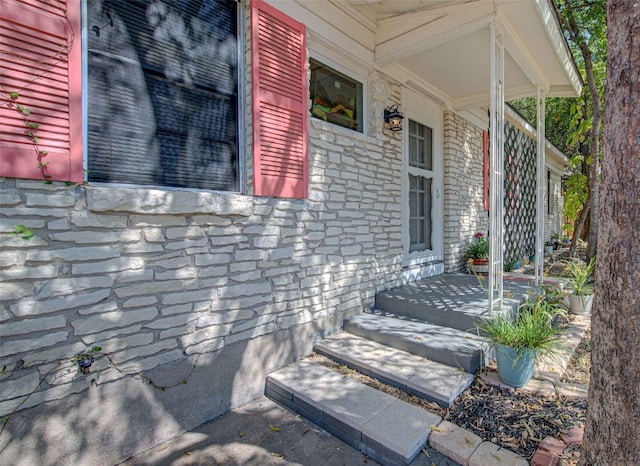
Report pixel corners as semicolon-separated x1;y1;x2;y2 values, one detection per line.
551;233;561;250
565;258;596;315
476;295;565;388
544;241;554;254
464;231;489;274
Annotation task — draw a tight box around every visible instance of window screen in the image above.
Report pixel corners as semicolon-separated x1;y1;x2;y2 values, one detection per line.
408;120;432;170
86;0;239;191
409;175;433;252
309;59;363;133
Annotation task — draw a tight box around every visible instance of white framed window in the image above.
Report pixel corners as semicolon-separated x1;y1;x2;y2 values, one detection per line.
84;0;240;191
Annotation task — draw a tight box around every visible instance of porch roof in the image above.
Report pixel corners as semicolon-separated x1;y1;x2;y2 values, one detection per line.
345;0;583;109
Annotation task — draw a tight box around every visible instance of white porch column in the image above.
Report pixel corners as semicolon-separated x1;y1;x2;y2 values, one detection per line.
535;87;547;286
489;23;505;314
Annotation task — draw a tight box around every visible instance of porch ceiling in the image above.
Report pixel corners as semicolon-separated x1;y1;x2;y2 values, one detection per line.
346;0;582;109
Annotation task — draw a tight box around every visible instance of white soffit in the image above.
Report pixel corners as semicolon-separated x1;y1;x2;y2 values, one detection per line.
346;0;582;107
396;28;533;107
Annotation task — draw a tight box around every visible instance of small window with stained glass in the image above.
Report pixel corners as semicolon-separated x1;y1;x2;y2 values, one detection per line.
309;59;363;133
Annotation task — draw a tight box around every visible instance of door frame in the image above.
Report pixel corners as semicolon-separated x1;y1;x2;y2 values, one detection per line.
401;89;444;269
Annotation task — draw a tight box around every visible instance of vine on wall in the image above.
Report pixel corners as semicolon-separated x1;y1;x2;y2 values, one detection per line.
5;91;53;181
0;1;75;181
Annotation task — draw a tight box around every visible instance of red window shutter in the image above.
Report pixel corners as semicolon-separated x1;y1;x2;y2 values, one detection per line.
251;0;308;199
0;0;83;183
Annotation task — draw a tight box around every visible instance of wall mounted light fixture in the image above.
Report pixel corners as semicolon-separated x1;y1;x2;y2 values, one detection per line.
384;105;404;132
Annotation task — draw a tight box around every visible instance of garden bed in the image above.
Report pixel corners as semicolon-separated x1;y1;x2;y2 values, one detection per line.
307;327;591;463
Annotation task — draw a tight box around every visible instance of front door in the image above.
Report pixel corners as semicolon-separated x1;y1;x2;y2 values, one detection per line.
402;92;443;273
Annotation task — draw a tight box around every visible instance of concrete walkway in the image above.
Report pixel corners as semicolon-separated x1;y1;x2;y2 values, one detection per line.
120;396;461;466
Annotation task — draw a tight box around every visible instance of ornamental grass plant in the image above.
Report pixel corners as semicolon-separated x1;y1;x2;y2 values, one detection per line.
476;294;566;365
564;257;596;296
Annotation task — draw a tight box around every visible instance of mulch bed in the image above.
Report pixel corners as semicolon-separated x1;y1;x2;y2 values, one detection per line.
445;373;586;459
305;254;593;463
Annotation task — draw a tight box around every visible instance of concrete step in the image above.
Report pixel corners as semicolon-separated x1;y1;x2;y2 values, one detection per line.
315;333;474;407
344;313;487;374
266;360;442;466
375;274;527;333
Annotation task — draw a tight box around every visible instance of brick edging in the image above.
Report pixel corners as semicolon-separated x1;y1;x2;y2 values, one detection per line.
531;427;584;466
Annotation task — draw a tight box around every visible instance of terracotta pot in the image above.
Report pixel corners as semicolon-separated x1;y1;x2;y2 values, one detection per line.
468;259;489;275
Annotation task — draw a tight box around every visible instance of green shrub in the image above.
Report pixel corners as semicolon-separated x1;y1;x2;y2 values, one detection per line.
464;232;489;260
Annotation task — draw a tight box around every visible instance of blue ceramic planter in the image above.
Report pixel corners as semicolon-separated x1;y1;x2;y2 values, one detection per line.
495;344;537;388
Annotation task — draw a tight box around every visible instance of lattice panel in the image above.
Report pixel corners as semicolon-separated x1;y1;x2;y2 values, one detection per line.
503;122;537;267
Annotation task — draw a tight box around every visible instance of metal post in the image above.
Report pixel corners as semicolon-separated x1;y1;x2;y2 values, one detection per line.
489;23;505;314
535;87;546;286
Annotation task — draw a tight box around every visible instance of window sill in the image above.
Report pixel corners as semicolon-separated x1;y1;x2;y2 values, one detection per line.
403;252;440;268
309;117;374;143
402;259;444;281
84;184;253;216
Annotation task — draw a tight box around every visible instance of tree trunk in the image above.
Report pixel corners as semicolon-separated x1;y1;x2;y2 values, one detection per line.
569;202;589;257
577;23;602;263
556;0;602;262
579;1;640;464
584;89;601;262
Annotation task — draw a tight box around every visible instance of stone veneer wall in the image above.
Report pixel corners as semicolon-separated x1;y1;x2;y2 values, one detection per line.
442;111;488;272
0;69;406;465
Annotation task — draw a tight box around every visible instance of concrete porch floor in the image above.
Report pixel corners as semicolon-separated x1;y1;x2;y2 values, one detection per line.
372;272;540;333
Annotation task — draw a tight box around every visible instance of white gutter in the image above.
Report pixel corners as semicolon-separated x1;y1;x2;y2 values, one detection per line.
534;0;583;97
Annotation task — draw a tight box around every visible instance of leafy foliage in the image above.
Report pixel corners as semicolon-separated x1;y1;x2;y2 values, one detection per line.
509;0;606;251
12;224;34;240
464;232;489;260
